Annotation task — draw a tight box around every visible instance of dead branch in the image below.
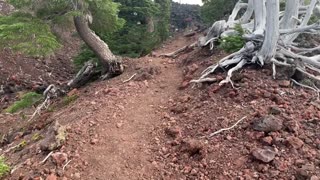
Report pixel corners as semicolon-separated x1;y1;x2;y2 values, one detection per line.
63;160;72;171
160;42;197;58
291;78;320;99
123;73;137;83
183;31;196;37
209;116;247;138
40;151;53;164
28;84;59;122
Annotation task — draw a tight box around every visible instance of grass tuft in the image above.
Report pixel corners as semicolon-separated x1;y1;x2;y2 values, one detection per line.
5;92;43;114
0;156;10;178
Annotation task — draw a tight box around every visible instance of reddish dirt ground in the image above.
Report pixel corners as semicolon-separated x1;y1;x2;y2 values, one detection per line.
0;34;320;180
0;30;80;111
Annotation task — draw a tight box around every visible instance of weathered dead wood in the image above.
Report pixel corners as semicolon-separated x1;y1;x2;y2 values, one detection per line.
209;116;247;137
160;42;197;58
183;31;196;37
192;0;320;86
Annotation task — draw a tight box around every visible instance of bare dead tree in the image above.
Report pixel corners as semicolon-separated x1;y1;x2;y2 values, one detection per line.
193;0;320;88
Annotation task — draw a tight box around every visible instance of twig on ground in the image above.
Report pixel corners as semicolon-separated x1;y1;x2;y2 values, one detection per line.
123;73;137;83
28;97;50;122
28;84;58;122
291;78;320;99
209;116;247;138
63;160;72;171
10;162;23;174
41;151;53;164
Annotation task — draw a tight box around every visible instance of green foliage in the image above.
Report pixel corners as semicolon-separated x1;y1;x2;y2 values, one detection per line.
73;46;100;70
5;92;43;113
32;133;43;141
96;0;171;58
4;0;124;57
155;0;171;41
7;0;32;8
8;0;171;59
103;25;159;57
308;15;320;25
219;24;245;53
0;13;61;56
0;156;10;178
201;0;238;24
14;140;28;152
88;0;125;34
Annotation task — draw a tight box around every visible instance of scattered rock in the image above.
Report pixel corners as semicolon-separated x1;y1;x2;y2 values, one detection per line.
252;147;277;163
253;115;283;132
171;104;187;114
180;139;204;156
40;121;66;151
269;106;281;115
279;80;291;88
262;136;273;145
74;172;81;179
301;164;315;171
311;176;319;180
51;152;68;166
46;174;57;180
186;63;199;75
269;170;280;178
90;138;98;145
179;80;189;90
165;126;182;138
116;122;123;128
296;168;309;180
284;120;300;133
287;136;304;149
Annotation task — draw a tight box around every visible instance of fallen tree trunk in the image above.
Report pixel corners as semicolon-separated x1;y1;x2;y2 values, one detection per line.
160;42;197;58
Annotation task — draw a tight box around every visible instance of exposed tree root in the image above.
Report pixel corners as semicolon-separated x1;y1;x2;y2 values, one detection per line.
28;85;61;122
192;0;320;87
291;78;320;99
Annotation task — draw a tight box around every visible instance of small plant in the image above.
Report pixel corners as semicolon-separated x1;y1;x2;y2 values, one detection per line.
14;140;27;152
219;24;246;53
0;156;10;178
62;95;79;106
5;92;43;113
32;133;43;142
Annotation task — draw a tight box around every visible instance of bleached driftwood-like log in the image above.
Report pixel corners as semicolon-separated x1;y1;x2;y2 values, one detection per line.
193;0;320;87
160;42;197;58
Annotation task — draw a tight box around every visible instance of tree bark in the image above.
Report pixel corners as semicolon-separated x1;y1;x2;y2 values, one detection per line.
257;0;280;64
73;16;124;76
67;16;124;88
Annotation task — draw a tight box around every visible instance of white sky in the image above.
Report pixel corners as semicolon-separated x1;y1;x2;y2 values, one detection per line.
172;0;203;5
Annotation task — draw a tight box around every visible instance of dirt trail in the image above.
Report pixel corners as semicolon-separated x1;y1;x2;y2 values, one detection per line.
51;35;194;180
72;62;180;179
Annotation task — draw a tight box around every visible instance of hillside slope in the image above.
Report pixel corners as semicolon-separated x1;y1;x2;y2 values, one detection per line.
0;34;319;179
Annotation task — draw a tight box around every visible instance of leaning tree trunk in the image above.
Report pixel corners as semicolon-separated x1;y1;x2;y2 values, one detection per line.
68;16;124;88
193;0;320;91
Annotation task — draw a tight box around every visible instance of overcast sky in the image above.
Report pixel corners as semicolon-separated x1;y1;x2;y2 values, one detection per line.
172;0;203;5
